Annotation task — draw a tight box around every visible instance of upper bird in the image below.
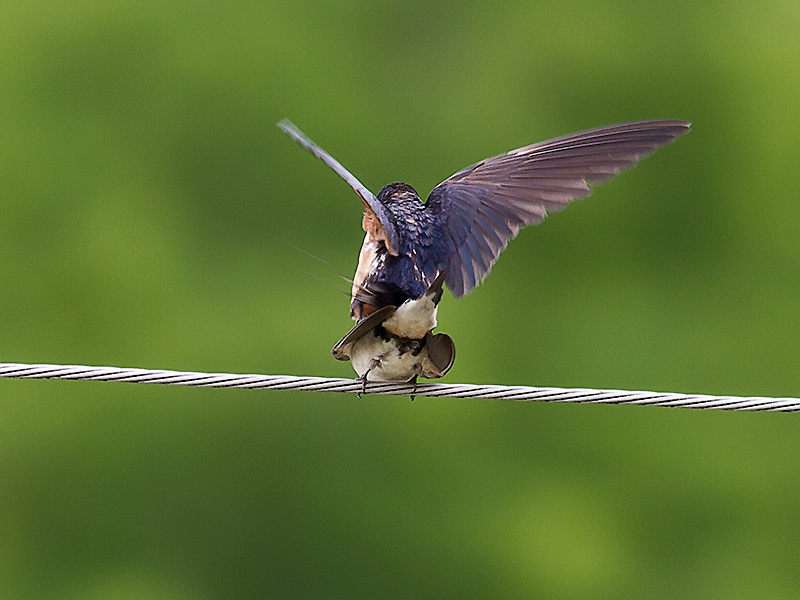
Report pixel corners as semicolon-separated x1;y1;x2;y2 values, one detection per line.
279;118;690;385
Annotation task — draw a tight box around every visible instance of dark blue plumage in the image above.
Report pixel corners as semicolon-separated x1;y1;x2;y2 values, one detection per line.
352;183;441;317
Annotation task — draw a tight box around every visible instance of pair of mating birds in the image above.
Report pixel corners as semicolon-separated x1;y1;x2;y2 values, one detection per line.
279;118;690;389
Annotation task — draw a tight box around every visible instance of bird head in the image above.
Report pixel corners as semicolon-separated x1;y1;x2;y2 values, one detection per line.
377;183;421;206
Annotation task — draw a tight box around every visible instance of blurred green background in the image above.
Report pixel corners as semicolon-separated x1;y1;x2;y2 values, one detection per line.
1;1;799;598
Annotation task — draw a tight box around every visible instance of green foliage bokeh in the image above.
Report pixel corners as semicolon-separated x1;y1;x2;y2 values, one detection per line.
2;1;800;598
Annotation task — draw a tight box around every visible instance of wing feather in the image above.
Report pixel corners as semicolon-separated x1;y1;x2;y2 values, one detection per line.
278;119;401;254
426;119;690;296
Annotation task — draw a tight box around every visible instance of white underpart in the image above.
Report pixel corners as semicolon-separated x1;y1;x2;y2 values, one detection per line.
352;233;379;306
349;334;424;381
346;291;445;382
382;295;438;340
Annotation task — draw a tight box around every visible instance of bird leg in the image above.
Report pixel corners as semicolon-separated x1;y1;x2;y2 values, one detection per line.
408;375;418;401
356;358;381;398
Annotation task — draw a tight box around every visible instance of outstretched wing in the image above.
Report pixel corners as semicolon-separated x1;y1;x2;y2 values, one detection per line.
278;119;401;253
425;120;691;297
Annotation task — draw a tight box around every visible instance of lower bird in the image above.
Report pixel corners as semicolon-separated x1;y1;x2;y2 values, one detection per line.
279;118;690;389
331;270;455;393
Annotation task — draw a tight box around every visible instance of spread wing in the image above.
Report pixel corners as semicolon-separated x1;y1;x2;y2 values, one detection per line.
278;119;401;253
425;120;691;297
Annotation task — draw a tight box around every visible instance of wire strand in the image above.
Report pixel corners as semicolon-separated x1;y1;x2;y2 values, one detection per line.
1;362;798;412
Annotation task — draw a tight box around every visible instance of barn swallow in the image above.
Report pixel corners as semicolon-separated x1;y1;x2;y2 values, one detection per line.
279;118;690;389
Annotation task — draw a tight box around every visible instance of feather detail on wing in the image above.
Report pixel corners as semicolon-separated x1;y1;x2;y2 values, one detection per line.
278;119;400;255
425;119;691;297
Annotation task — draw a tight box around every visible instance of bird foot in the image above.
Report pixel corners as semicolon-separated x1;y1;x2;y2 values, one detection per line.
356;359;381;398
408;375;418;401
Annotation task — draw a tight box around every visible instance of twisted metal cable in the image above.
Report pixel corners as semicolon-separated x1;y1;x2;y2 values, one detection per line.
1;362;798;412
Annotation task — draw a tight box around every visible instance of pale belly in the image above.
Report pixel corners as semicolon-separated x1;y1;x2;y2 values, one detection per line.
349;333;426;382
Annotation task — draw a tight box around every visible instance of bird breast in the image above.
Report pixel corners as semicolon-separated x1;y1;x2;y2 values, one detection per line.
352;234;380;308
